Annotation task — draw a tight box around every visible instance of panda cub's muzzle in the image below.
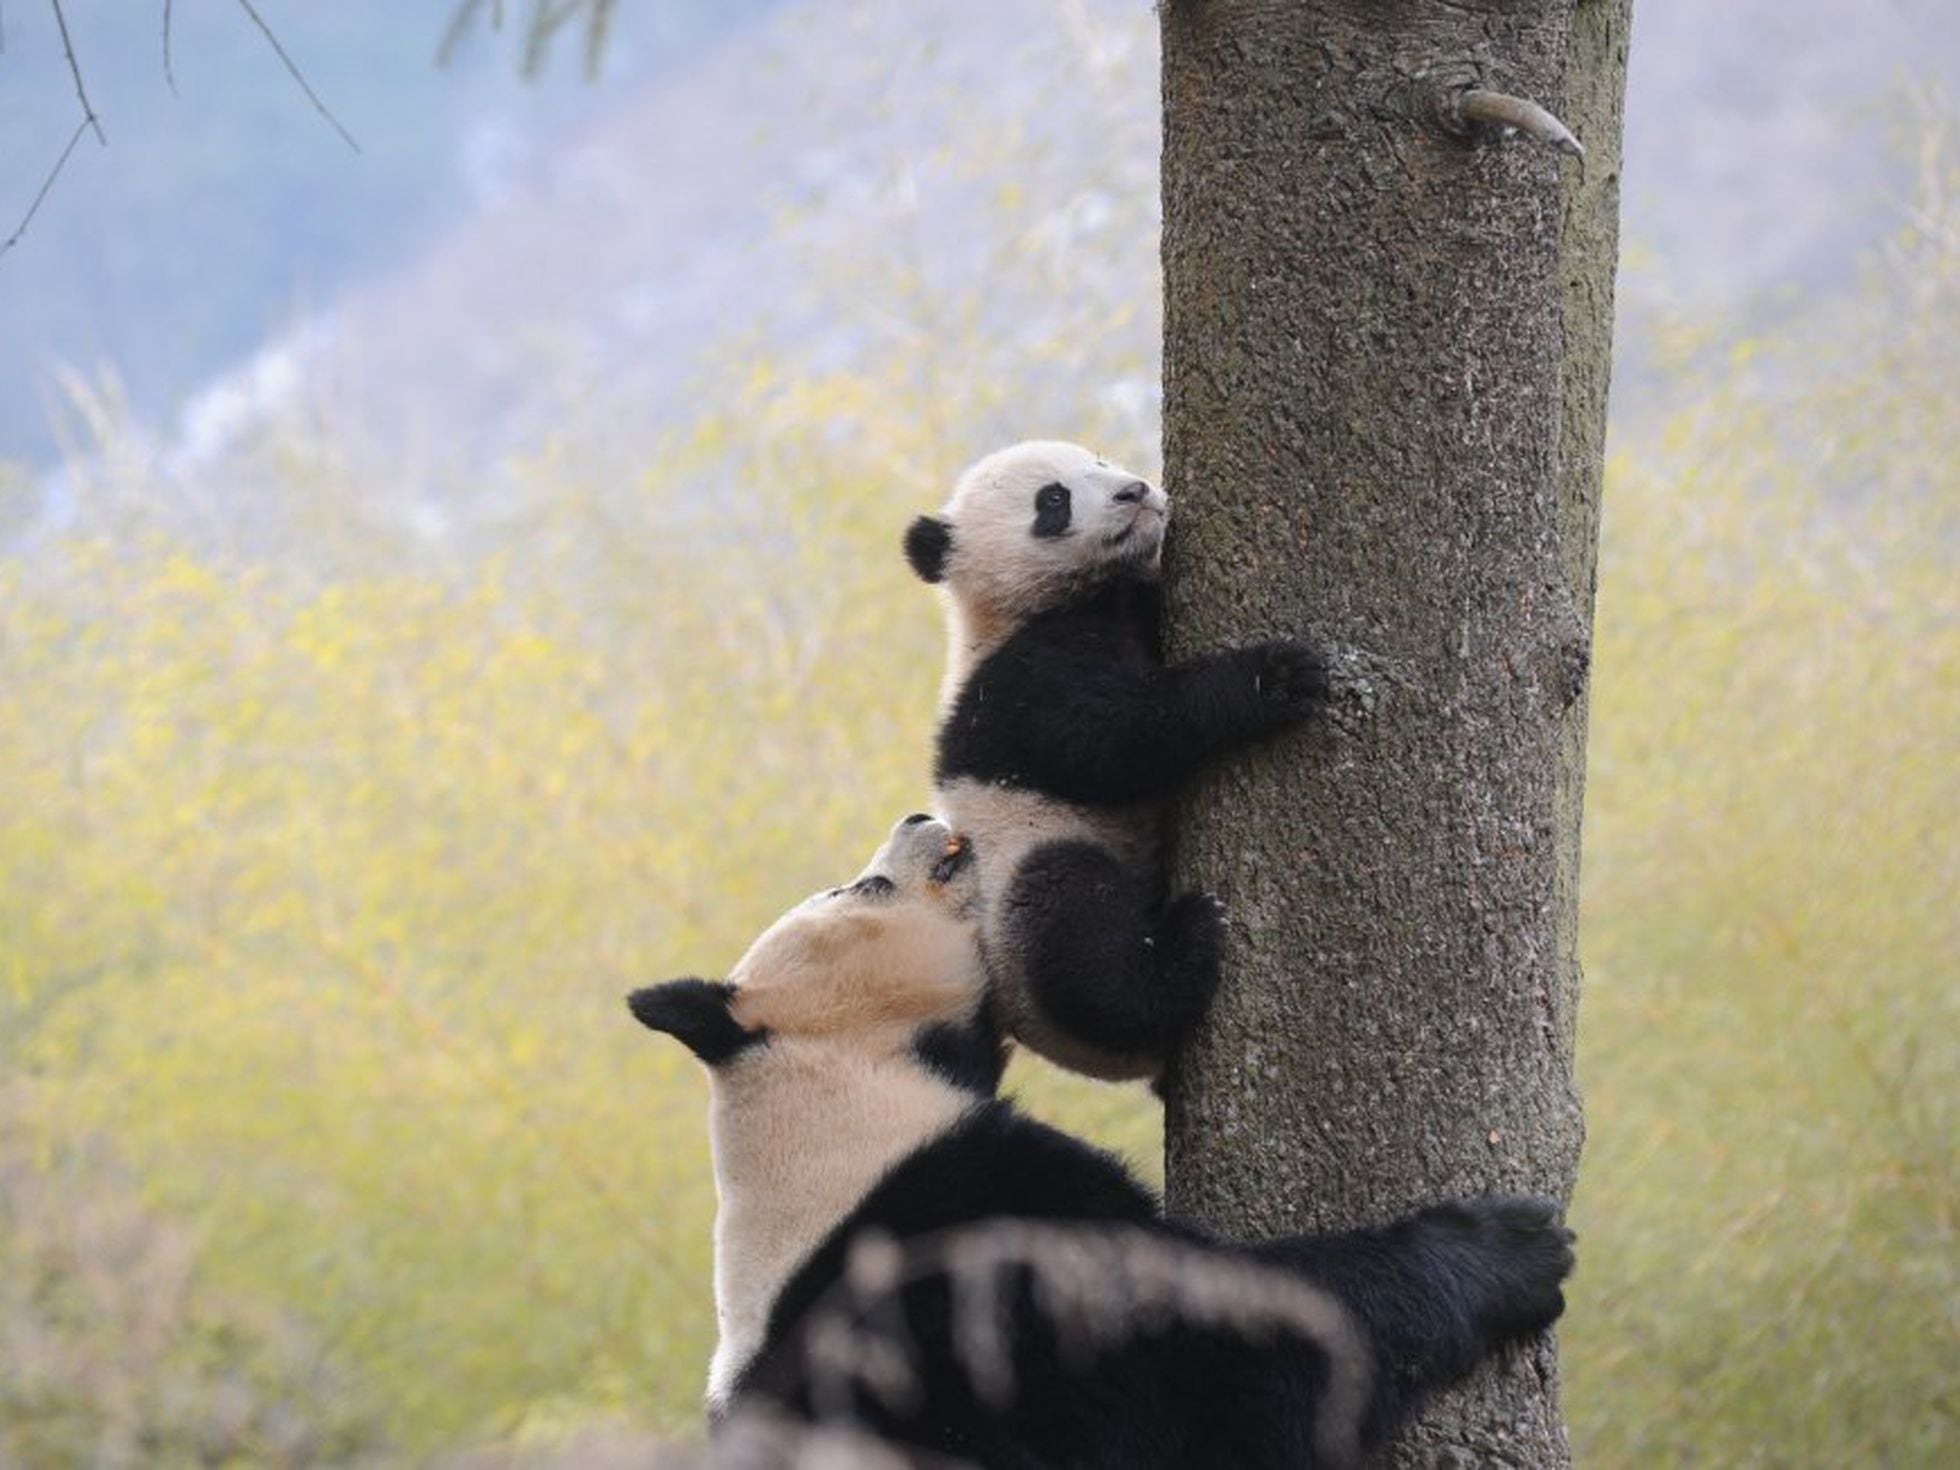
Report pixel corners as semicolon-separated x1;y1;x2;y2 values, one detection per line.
1101;483;1169;557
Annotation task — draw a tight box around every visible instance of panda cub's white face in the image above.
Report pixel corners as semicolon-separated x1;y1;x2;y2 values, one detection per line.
908;440;1169;625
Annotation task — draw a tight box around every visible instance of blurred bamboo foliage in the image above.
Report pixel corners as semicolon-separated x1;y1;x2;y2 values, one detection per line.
3;120;1956;1470
0;356;1159;1463
1565;136;1958;1464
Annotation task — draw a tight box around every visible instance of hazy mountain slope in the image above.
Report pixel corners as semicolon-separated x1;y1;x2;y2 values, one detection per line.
13;0;1955;513
1619;0;1953;308
0;0;779;465
273;0;1159;477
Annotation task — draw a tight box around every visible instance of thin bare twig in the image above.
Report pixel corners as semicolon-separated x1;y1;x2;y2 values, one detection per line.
523;0;614;80
1459;89;1584;157
3;117;91;255
581;0;616;79
437;0;501;68
437;0;510;68
440;0;611;79
523;0;580;79
50;0;107;144
163;0;178;95
231;0;361;153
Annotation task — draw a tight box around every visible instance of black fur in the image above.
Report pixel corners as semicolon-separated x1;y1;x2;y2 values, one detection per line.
913;1012;1010;1097
905;515;954;584
934;571;1325;1071
1031;482;1072;538
729;1100;1573;1468
1003;843;1224;1059
626;979;762;1065
1251;1195;1576;1436
936;575;1327;807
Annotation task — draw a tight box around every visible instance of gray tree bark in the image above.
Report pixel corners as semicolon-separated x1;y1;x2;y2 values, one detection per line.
1160;2;1631;1465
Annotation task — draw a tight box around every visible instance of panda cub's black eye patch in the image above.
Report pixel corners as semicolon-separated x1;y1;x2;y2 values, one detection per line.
849;875;896;899
1032;482;1072;538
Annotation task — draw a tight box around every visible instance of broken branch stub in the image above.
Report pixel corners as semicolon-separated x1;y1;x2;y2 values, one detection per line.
1456;88;1585;156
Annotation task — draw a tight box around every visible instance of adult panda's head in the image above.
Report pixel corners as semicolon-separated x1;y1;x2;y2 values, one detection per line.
904;440;1168;624
627;812;1000;1097
631;814;1001;1408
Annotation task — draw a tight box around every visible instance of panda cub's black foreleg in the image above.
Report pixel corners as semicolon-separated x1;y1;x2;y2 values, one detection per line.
1004;840;1224;1069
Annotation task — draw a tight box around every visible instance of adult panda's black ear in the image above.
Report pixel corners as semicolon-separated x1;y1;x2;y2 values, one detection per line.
904;515;954;584
627;979;762;1065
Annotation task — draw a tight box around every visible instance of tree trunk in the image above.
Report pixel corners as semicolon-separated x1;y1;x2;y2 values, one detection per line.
1160;1;1630;1465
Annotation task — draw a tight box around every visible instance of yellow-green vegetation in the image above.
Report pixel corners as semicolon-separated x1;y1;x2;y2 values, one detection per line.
1565;211;1958;1462
4;198;1954;1470
0;374;1160;1465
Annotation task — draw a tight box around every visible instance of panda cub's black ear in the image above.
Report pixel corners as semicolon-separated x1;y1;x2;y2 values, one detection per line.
904;515;954;584
627;979;762;1065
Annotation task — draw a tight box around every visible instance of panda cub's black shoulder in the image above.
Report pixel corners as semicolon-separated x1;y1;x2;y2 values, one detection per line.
936;573;1164;791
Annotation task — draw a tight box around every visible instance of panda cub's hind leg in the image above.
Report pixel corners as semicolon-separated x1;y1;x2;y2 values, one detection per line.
1002;840;1225;1079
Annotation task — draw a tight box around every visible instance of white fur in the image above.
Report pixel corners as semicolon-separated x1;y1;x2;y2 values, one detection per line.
705;1047;970;1408
698;816;989;1409
929;440;1168;705
923;441;1173;1081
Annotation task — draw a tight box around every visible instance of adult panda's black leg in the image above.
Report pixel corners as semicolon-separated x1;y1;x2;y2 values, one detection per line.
1003;841;1224;1072
1249;1196;1575;1449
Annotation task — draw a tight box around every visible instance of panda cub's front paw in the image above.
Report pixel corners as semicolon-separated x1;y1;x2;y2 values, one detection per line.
1248;638;1331;722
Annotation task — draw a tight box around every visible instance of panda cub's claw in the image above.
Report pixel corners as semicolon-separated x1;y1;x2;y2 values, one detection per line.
1249;638;1332;722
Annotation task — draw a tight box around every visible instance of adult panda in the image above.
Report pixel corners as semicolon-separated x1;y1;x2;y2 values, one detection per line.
903;441;1328;1081
628;815;1575;1469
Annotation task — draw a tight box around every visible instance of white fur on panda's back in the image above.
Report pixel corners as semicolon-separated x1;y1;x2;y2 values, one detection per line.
937;778;1162;1077
706;1048;974;1410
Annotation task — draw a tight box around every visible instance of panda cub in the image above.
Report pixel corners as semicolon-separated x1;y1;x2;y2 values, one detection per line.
628;815;1575;1469
904;441;1328;1080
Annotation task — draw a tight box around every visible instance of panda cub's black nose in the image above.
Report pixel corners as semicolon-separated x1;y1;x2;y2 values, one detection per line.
1113;481;1149;504
902;812;934;826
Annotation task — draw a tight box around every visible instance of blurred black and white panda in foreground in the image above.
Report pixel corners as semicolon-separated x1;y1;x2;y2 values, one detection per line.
628;815;1575;1469
905;440;1329;1082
